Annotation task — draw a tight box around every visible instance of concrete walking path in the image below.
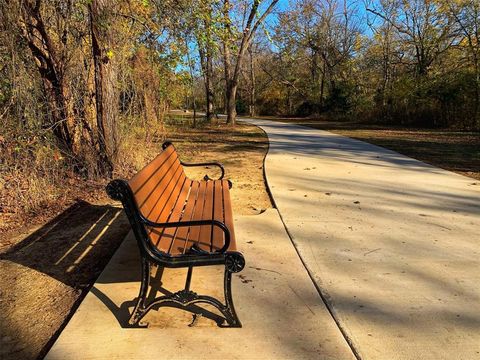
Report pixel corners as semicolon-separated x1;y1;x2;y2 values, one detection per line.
245;118;480;360
46;209;355;359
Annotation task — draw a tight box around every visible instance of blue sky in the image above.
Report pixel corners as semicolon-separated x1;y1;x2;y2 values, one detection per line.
267;0;372;36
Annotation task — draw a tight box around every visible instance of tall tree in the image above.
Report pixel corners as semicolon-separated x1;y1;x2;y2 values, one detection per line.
89;0;118;176
367;0;456;78
222;0;279;125
275;0;360;111
19;0;78;154
366;0;398;112
442;0;480;125
248;43;256;116
196;0;216;121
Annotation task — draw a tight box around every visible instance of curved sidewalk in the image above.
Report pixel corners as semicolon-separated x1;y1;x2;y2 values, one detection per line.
245;118;480;360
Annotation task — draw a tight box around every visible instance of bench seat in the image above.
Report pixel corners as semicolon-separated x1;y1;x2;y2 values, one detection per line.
147;179;236;255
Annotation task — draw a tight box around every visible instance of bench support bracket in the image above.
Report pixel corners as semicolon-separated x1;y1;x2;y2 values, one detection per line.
129;253;244;328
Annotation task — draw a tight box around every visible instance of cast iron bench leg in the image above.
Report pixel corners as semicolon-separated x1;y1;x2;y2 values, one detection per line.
127;253;245;327
129;258;150;326
222;252;245;327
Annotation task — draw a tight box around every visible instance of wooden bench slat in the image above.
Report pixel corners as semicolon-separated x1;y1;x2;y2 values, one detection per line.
131;151;179;215
140;160;182;221
197;180;214;251
212;180;225;251
139;161;182;220
147;165;186;248
170;181;200;255
186;181;208;251
157;178;193;253
145;162;184;222
129;146;175;193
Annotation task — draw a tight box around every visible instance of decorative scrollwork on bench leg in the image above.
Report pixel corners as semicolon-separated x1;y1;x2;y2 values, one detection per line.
128;253;245;327
225;251;246;273
222;252;245;327
128;258;151;326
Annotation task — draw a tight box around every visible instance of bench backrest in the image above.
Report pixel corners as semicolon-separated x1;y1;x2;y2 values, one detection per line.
127;144;187;247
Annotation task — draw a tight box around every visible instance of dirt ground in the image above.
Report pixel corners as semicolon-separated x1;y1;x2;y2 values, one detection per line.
167;119;272;215
0;120;271;360
259;116;480;181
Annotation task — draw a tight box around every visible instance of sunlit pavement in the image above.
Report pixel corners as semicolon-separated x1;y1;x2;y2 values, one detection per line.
245;118;480;360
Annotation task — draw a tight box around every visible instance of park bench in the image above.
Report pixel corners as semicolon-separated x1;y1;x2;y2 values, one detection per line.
106;142;245;327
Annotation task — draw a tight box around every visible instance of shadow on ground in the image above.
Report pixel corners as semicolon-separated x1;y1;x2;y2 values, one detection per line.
0;200;130;360
91;233;231;329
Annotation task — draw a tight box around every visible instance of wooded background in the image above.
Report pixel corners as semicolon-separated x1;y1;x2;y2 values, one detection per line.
0;0;479;218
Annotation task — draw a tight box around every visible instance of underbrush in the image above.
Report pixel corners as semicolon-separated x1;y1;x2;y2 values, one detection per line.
0;119;165;235
0;129;68;228
0;115;233;237
115;120;166;178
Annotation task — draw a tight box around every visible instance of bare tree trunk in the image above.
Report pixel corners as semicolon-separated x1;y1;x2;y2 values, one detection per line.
185;38;197;127
89;0;117;177
223;0;233;124
473;56;480;129
43;75;76;152
222;0;279;125
198;10;215;122
226;83;237;124
84;59;98;133
319;61;326;109
199;46;214;122
311;48;318;99
287;87;293;115
248;46;256;117
205;52;214;121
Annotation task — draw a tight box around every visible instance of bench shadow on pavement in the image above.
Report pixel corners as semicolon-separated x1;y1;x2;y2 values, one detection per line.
91;242;227;328
2;198;226;330
90;277;227;328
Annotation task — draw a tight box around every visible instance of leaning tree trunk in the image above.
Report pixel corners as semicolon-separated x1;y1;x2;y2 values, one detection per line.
199;15;215;122
222;0;236;125
89;0;117;177
222;0;279;125
42;73;77;153
319;61;326;109
20;1;78;155
474;57;480;129
199;48;209;121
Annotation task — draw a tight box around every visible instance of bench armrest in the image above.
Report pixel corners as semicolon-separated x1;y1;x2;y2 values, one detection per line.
162;141;226;181
140;216;231;253
180;161;225;181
